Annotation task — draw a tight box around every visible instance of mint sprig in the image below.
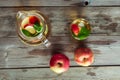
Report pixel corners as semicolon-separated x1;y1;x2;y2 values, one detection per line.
33;22;43;33
22;29;31;37
78;27;90;40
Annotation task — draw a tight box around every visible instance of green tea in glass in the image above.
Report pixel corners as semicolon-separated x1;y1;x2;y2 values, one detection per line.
70;18;91;40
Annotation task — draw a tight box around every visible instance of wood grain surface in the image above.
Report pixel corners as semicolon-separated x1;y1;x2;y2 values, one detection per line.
0;0;120;79
0;7;120;38
0;0;120;7
0;67;120;80
0;7;120;68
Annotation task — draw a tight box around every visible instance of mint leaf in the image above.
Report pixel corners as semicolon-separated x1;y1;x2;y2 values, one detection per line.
78;27;90;40
33;22;43;33
32;32;40;37
22;29;31;37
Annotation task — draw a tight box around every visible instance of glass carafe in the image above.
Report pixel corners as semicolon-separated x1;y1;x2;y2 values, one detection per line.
16;10;51;47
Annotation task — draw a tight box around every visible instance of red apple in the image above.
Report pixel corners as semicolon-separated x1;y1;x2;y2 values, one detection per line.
74;48;94;66
71;24;80;36
24;24;34;28
49;53;70;74
21;16;39;28
29;16;39;24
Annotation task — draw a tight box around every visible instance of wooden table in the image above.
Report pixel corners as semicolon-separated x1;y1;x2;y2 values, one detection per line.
0;0;120;80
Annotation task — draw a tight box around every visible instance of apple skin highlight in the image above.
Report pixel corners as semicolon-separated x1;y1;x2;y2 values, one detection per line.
49;53;70;74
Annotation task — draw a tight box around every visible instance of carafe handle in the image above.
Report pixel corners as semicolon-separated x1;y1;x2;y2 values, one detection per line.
37;34;51;47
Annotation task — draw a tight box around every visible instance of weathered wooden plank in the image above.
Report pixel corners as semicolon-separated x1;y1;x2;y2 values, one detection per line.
90;0;120;6
0;36;120;68
0;7;120;38
0;67;120;80
0;35;120;50
0;0;120;7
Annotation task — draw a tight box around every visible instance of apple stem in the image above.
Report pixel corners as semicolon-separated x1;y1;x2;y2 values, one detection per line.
83;58;88;63
57;63;63;67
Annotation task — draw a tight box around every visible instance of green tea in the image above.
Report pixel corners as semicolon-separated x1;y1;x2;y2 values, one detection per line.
20;16;43;37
